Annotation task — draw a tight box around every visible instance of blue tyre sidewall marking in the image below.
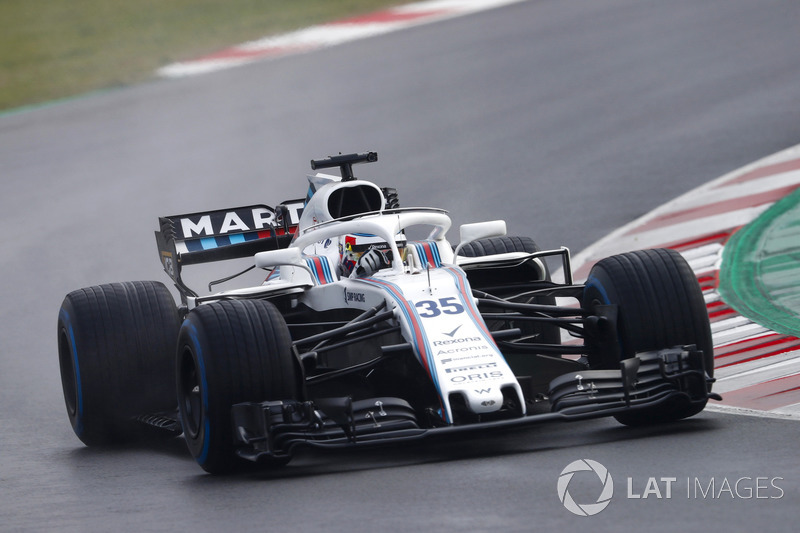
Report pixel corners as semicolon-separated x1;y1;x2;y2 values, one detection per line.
584;276;610;305
186;321;211;466
585;275;626;358
60;308;84;437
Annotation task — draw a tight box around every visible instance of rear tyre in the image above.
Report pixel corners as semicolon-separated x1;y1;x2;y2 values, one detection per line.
458;235;543;259
582;248;713;425
57;281;179;445
177;299;298;474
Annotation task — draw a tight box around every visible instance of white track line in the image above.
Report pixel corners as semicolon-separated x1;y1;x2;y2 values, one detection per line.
157;0;530;78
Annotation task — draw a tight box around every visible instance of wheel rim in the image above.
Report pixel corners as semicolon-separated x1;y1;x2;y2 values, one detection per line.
58;327;78;417
178;348;203;439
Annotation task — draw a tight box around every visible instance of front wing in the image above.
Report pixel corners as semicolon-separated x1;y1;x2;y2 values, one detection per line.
231;345;719;462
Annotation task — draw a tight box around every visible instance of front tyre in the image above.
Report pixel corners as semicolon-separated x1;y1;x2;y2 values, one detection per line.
582;248;713;426
57;281;179;445
177;299;298;474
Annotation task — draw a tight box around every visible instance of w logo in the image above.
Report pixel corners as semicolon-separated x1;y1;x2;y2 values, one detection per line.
557;459;614;516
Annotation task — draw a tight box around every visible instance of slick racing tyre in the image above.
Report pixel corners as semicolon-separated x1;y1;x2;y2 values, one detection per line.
458;235;543;259
582;248;713;426
458;236;560;344
177;299;299;474
57;281;180;445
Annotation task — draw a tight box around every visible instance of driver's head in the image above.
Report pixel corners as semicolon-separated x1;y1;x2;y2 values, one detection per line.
339;233;407;276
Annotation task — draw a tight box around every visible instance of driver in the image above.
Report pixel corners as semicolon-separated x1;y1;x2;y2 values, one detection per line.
340;233;406;278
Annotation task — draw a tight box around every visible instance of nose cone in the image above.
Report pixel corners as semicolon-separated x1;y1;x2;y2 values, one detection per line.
464;387;505;414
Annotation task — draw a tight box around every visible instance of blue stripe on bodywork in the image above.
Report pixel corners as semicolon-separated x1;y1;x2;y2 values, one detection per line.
306;257;335;284
379;284;447;422
442;267;501;352
356;278;442;394
200;237;217;250
428;240;442;266
412;240;443;268
184;231;269;251
321;257;334;282
185;239;204;252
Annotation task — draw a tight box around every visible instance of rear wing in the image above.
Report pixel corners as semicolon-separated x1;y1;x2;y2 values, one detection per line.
155;200;304;297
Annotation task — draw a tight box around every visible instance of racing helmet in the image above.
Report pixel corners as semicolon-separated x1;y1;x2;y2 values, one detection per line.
339;233;407;277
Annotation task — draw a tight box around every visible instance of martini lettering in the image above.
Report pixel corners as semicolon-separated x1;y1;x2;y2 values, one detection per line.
179;207;275;239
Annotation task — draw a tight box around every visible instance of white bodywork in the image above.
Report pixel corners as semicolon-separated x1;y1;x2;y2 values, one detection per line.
247;179;525;423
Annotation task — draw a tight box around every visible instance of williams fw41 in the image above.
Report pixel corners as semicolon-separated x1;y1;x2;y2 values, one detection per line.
57;152;719;474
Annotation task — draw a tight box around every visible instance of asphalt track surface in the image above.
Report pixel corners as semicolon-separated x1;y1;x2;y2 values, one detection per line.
2;0;800;531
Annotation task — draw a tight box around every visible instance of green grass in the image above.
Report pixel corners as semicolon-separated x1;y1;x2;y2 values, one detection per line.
0;0;408;111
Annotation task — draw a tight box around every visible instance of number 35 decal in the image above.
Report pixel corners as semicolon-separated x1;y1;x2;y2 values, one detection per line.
415;297;465;318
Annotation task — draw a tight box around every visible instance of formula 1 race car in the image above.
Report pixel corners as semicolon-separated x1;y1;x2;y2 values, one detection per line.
57;152;720;473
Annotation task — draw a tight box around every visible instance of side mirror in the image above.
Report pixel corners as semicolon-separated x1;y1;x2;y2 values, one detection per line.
454;220;507;257
254;247;304;269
